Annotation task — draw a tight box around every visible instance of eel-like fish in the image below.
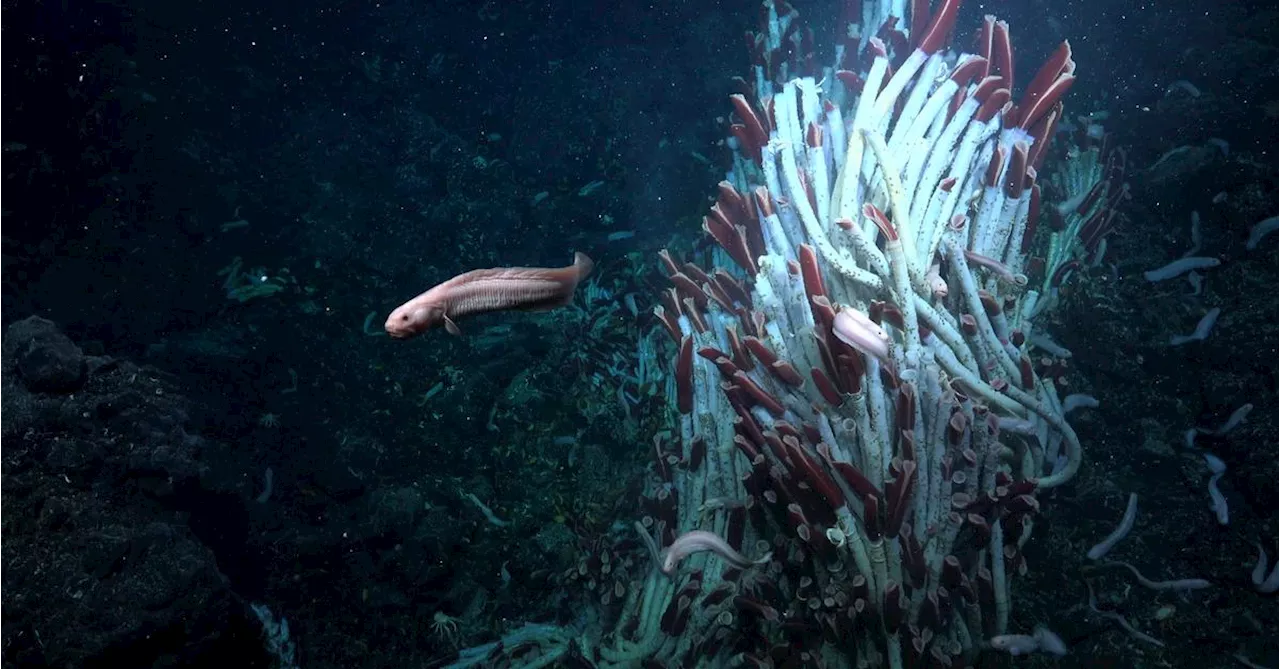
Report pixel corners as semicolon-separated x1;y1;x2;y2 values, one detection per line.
660;530;771;575
385;252;594;339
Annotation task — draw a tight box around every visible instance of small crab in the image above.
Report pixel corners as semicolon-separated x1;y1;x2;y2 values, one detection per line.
430;611;460;646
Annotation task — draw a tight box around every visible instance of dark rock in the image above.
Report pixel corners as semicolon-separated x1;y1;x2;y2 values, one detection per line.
4;315;86;393
1;317;262;666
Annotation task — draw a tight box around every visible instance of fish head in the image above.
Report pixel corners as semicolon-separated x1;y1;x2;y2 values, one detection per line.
659;549;677;576
384;301;446;339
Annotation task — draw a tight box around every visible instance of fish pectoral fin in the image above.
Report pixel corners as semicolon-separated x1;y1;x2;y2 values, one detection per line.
444;315;462;336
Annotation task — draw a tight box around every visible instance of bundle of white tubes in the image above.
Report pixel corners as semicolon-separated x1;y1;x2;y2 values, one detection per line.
447;2;1099;667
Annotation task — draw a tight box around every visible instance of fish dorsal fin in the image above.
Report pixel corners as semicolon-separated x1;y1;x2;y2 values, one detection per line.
444;315;462;336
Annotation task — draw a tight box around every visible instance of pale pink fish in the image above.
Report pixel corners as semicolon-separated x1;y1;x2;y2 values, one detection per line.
832;308;891;364
989;625;1067;656
661;530;771;575
385;252;594;339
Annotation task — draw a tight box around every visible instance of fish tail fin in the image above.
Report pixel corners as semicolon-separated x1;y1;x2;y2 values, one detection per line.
543;252;594;309
573;252;594;280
